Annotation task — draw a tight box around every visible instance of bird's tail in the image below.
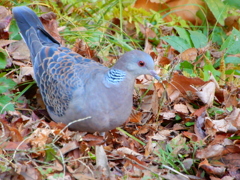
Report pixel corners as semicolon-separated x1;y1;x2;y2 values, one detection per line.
12;6;60;58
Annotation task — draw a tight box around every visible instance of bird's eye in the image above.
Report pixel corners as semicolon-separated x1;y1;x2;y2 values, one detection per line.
138;61;145;67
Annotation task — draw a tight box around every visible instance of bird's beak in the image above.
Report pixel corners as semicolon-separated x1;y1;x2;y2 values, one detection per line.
149;70;160;81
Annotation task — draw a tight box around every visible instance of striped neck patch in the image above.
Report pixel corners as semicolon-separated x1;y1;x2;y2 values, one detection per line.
106;69;126;84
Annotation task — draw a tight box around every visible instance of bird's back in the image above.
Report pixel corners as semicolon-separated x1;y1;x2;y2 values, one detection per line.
13;6;108;121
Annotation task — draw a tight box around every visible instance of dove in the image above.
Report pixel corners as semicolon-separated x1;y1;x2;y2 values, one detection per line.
13;6;160;133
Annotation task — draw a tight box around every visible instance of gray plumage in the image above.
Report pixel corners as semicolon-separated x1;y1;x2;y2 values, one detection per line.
13;6;160;132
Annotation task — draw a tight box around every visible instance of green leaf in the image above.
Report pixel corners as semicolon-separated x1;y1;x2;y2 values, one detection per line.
174;26;192;46
45;145;57;162
205;0;229;26
185;122;195;126
228;136;240;140
0;49;7;69
211;27;226;46
221;28;240;54
225;56;240;65
175;115;181;121
0;95;15;113
0;77;16;93
225;69;240;75
223;0;240;9
179;61;195;75
9;20;22;40
188;30;208;48
161;36;191;53
203;64;221;81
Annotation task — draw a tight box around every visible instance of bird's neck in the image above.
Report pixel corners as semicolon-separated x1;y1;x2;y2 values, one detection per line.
105;68;126;85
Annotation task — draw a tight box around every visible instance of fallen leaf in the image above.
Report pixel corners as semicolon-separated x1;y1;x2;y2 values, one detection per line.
196;81;216;106
181;48;198;61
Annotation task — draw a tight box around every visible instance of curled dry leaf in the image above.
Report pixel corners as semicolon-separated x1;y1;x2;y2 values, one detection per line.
196;81;216;106
18;67;34;83
39;12;63;44
72;39;97;60
117;147;142;157
0;6;12;39
194;110;206;139
199;159;225;177
182;131;202;142
225;108;240;129
205;117;237;135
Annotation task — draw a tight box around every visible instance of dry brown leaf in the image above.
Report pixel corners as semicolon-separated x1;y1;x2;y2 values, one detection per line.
1;142;29;150
225;16;240;31
18;67;34;82
0;6;12;39
196;81;216;106
59;140;79;155
199;159;225;177
182;131;201;142
8;40;30;60
221;153;240;179
205;117;237;134
160;111;176;120
158;56;171;66
26;128;53;155
15;164;42;180
134;0;208;25
0;40;17;47
72;39;97;60
82;134;104;146
171;71;206;95
194;110;206;139
174;103;189;114
117;147;142;156
39;11;63;44
181;48;198;61
225;108;240;129
193;105;207;117
129;110;143;123
196;138;233;159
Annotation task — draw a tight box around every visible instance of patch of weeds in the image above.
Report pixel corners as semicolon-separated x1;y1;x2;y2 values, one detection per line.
0;50;16;113
154;135;202;175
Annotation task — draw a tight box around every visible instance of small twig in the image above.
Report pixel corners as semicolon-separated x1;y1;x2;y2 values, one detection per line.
162;164;190;179
52;143;66;176
77;159;95;177
12;136;31;162
4;69;18;77
0;122;5;138
124;156;160;177
52;116;91;143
